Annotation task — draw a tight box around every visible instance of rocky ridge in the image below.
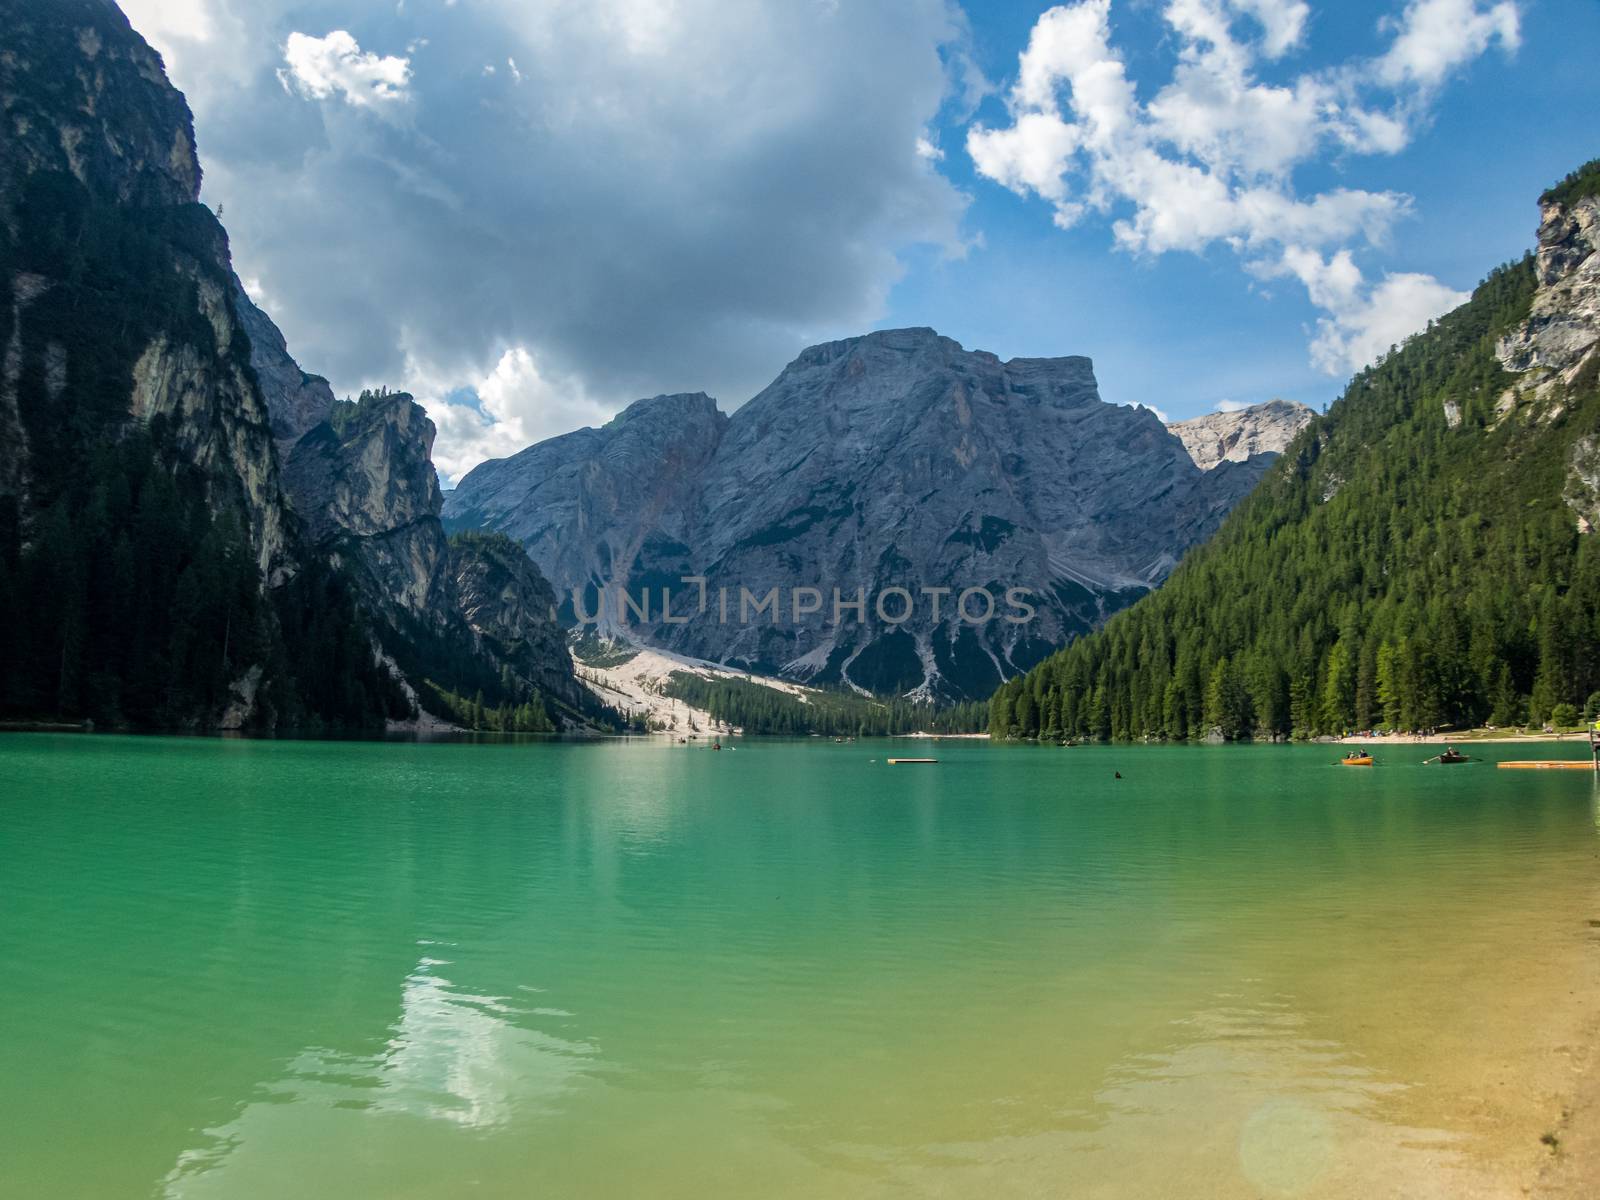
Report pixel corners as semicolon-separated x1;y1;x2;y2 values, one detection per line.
245;305;596;716
447;329;1293;700
1497;195;1600;382
234;282;338;447
1169;399;1314;471
1496;172;1600;532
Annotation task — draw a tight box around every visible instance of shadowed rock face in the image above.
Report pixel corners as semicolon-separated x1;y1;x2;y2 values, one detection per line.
0;0;290;579
450;531;578;706
0;2;199;214
0;0;588;725
233;281;336;447
447;328;1284;700
1169;400;1314;471
271;385;590;713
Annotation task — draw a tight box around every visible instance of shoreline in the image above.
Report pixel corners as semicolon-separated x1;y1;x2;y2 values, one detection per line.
1338;730;1597;745
5;725;1595;747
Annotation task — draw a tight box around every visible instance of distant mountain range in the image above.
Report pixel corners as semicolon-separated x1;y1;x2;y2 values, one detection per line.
445;332;1309;700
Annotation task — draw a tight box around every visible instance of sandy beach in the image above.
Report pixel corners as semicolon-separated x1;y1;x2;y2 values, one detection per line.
1338;729;1597;746
1534;1024;1600;1199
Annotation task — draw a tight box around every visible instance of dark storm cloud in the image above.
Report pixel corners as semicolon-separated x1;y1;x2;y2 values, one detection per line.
125;0;972;476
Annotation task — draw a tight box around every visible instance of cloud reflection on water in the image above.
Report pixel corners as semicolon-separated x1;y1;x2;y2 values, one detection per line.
163;954;593;1196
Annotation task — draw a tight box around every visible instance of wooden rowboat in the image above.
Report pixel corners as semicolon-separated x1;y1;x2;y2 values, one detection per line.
1340;755;1374;766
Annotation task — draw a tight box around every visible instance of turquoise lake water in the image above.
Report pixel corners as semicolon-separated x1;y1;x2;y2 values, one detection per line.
1;735;1597;1198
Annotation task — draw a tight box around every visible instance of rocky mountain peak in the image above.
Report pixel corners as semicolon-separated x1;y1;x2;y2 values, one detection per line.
282;390;441;547
1168;399;1315;471
766;328;1102;413
447;326;1279;699
789;326;949;367
266;374;595;716
609;391;727;430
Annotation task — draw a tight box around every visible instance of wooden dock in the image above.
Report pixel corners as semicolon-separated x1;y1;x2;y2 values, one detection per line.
1499;730;1600;771
1497;761;1593;770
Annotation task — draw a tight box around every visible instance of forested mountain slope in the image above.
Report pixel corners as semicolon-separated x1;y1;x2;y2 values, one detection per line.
991;162;1600;741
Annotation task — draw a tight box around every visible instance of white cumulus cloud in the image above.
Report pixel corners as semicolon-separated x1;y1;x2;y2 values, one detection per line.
424;346;613;485
967;0;1518;375
1230;0;1310;59
1314;272;1468;374
279;30;411;109
1374;0;1519;89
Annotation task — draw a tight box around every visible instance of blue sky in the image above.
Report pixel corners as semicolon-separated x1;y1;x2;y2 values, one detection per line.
905;0;1599;421
121;0;1598;481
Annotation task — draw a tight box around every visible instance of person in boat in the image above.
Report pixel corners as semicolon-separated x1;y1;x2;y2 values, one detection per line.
1439;746;1466;763
1345;748;1368;761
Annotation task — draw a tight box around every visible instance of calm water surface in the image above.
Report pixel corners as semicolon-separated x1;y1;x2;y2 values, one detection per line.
2;735;1598;1199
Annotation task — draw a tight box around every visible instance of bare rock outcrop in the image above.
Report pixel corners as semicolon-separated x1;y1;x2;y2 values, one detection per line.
1168;399;1313;471
447;329;1289;700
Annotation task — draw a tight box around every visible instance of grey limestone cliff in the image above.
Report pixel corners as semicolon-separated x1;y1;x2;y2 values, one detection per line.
279;391;453;620
234;281;337;447
1;0;290;579
446;391;727;624
1497;194;1600;382
447;328;1287;700
266;379;590;714
1497;179;1600;532
1168;399;1313;471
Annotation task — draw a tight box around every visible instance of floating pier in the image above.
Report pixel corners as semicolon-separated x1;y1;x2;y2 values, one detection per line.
1497;729;1600;771
1497;761;1593;770
887;758;938;765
